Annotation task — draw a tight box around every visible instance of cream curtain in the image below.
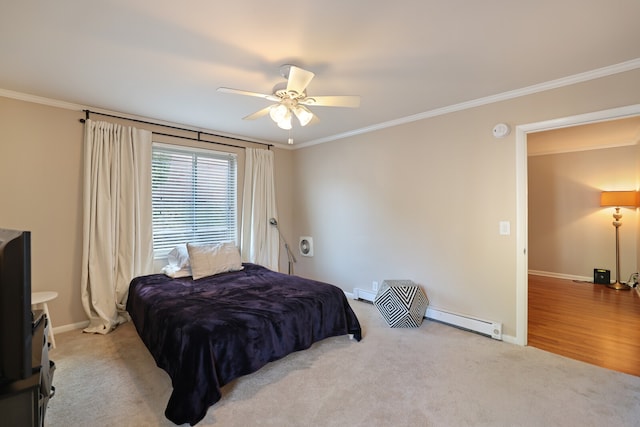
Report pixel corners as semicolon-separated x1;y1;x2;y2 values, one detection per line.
240;148;279;271
81;119;153;334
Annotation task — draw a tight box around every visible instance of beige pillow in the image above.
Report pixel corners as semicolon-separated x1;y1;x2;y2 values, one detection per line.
187;241;243;280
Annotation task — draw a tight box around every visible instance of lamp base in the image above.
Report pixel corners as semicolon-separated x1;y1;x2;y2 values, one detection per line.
607;281;631;290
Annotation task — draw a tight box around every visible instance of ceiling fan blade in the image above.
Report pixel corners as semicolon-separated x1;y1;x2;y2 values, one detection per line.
300;95;360;108
243;106;272;120
286;66;315;96
217;87;279;102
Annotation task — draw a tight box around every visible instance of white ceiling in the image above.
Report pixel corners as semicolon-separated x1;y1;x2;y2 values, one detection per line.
1;1;640;146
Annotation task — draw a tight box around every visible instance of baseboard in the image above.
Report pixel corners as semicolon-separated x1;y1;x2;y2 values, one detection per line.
52;320;90;335
352;287;502;340
530;269;640;291
351;288;376;302
528;270;592;282
501;334;517;345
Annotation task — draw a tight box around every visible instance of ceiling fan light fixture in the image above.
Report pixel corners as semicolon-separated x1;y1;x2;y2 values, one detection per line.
221;65;360;133
269;103;288;123
293;105;313;126
276;111;292;130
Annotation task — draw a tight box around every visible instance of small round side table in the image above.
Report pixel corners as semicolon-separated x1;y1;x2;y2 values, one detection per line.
31;291;58;348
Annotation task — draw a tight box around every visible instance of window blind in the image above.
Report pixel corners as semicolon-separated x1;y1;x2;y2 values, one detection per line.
151;144;238;258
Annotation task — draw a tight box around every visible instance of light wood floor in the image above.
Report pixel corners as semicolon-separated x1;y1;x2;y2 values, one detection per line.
528;275;640;377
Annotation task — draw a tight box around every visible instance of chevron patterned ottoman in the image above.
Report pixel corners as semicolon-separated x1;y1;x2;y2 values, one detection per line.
374;280;429;327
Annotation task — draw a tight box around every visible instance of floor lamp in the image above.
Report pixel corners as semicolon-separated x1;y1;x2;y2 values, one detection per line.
269;218;296;275
600;191;639;290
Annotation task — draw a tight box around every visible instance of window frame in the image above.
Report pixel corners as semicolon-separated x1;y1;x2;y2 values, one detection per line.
151;142;238;259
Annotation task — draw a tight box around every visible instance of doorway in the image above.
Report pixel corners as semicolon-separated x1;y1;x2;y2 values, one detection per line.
514;104;640;345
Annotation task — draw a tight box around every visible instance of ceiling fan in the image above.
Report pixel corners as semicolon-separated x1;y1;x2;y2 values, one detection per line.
217;65;360;136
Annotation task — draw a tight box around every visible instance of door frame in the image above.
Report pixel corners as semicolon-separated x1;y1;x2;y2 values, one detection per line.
514;103;640;345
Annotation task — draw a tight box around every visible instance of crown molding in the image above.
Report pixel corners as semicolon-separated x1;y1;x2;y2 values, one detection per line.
0;88;86;111
296;58;640;149
0;88;273;147
3;58;639;151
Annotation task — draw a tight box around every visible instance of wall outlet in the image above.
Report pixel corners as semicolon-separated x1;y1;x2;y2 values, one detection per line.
372;281;379;291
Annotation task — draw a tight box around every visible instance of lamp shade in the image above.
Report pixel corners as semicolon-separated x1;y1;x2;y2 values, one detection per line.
276;111;292;130
269;103;288;122
600;191;639;207
293;105;313;126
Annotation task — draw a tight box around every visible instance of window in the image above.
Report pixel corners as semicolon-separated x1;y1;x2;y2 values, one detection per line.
151;143;237;258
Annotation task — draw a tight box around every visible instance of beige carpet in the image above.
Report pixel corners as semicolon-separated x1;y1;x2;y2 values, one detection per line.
46;301;640;426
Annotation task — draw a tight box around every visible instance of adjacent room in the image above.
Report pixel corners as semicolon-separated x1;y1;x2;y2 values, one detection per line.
527;117;640;376
1;2;639;426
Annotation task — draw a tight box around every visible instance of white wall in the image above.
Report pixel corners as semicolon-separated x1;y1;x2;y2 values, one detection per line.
290;68;640;340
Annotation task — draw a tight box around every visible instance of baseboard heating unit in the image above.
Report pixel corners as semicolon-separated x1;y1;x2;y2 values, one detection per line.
352;288;502;340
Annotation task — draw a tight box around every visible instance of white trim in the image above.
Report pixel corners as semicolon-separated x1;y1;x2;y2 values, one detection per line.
52;320;90;335
153;141;238;158
351;288;377;301
352;288;503;340
3;59;639;150
528;140;638;157
515;103;640;346
296;58;640;149
0;88;273;147
515;126;529;346
528;270;592;282
0;88;84;111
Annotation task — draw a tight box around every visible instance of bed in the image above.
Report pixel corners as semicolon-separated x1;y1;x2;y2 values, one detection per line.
126;262;362;425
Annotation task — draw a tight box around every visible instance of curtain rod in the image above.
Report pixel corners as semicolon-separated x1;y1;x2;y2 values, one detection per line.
79;109;273;150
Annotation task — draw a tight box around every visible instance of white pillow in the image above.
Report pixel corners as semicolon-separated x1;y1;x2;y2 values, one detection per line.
167;243;190;269
162;243;192;278
187;241;243;280
161;264;192;278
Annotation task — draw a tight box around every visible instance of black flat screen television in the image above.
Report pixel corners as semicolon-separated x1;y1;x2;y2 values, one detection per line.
0;228;32;384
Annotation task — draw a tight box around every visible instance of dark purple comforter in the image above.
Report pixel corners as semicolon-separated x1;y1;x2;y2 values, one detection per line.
126;263;362;425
